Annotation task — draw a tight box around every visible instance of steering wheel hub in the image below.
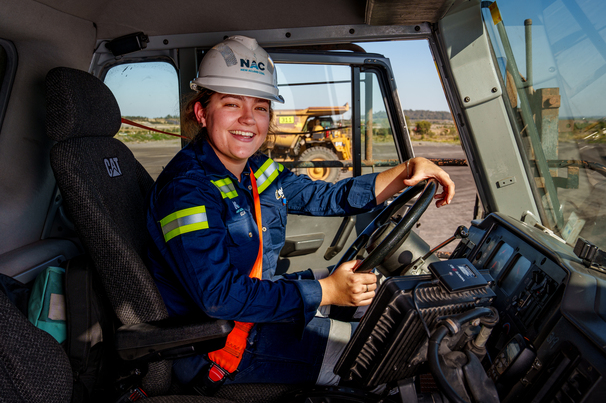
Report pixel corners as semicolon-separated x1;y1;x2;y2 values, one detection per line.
333;179;439;276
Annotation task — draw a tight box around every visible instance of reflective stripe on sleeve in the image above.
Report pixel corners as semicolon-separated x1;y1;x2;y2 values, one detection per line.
254;159;283;194
211;178;238;199
160;206;208;242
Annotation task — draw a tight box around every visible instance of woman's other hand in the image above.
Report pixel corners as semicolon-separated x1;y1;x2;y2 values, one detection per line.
375;157;455;208
318;260;377;307
404;157;455;208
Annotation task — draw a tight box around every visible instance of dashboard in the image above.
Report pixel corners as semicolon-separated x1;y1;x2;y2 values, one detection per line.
449;213;606;402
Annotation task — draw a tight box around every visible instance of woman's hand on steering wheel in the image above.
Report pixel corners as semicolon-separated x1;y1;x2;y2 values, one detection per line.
318;260;378;307
375;157;454;209
404;157;455;208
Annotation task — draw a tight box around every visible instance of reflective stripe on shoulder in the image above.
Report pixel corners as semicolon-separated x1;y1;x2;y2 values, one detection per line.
254;159;283;194
160;206;208;242
211;178;238;199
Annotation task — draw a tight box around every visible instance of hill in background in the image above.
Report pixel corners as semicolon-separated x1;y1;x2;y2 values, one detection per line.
403;109;452;122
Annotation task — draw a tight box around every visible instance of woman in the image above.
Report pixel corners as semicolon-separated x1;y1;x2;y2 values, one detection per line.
147;35;454;389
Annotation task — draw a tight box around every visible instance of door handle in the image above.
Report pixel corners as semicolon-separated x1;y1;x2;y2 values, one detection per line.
324;216;356;261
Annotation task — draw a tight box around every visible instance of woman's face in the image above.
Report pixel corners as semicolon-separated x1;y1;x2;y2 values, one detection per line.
195;93;270;170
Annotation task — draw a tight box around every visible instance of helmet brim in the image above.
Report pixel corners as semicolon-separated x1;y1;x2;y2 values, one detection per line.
192;81;284;104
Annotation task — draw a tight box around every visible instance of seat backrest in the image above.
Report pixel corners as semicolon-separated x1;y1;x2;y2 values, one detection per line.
45;67;171;394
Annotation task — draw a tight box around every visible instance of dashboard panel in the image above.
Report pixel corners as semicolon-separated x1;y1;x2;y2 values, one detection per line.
469;222;566;345
449;213;606;402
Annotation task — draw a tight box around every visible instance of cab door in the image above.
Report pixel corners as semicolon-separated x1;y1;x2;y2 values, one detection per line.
268;51;412;274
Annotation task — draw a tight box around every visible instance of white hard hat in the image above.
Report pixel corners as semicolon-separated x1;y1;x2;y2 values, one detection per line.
190;35;284;104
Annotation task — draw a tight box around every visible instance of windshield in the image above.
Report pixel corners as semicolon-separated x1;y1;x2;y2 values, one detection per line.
483;0;606;249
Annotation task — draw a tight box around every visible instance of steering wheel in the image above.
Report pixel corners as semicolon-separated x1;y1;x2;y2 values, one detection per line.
332;179;438;275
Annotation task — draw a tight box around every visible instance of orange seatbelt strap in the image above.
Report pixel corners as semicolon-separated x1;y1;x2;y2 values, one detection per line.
207;168;263;377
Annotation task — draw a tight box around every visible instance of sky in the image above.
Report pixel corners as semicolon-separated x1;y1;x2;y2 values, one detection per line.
104;40;450;118
360;40;450;112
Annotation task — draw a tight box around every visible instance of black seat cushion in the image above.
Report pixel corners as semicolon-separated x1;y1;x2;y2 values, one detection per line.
0;291;72;402
46;67;170;395
50;137;163;324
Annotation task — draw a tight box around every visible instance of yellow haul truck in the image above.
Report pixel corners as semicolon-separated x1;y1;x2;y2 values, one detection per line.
267;104;351;182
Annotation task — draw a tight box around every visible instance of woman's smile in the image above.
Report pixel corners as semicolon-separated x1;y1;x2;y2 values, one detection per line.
229;130;256;139
195;93;270;178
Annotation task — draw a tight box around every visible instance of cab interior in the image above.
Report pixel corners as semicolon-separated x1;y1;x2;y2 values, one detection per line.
2;0;606;402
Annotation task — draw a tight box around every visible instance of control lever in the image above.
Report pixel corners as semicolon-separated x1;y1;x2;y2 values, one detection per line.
324;216;356;260
403;226;469;275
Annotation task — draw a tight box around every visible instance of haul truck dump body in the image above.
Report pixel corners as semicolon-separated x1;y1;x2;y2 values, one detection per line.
268;104;352;182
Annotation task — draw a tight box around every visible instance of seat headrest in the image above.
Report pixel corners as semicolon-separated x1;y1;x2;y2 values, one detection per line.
46;67;121;142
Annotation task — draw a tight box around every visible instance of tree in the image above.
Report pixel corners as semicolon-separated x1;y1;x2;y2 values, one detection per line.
405;116;413;131
416;120;432;136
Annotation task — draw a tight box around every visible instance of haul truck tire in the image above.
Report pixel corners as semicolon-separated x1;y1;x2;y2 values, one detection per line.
297;147;340;183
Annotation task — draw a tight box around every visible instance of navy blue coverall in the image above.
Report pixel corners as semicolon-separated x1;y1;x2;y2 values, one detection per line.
147;140;379;384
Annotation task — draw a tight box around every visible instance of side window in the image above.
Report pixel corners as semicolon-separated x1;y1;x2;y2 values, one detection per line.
0;39;17;134
272;63;352;183
103;62;181;179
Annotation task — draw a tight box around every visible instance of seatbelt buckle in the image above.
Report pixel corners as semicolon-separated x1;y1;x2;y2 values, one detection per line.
208;363;228;383
192;363;234;396
115;387;148;402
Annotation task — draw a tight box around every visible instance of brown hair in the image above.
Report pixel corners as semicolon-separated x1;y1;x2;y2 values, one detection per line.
181;88;214;141
181;89;276;147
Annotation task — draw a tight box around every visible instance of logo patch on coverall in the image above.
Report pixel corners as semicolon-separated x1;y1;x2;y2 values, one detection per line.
275;187;287;205
232;200;245;216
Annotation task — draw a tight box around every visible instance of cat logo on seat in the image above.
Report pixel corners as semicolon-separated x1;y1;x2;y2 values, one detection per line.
104;157;122;178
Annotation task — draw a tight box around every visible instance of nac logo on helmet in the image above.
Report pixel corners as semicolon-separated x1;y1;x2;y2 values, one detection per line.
104;157;122;178
240;59;266;76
